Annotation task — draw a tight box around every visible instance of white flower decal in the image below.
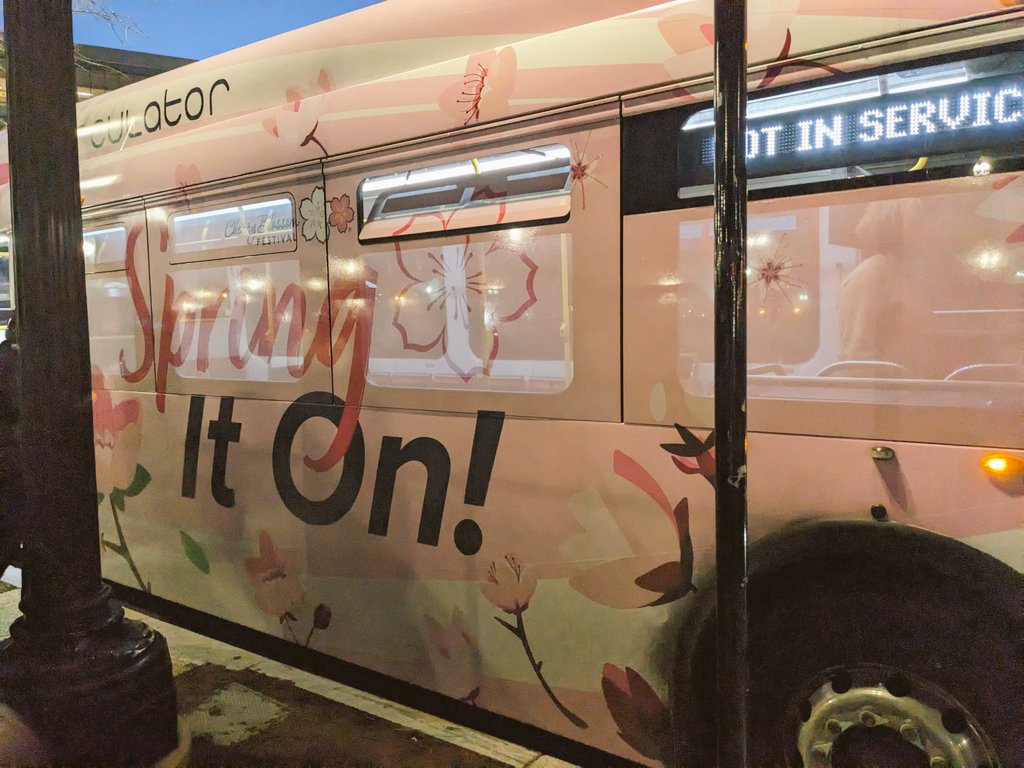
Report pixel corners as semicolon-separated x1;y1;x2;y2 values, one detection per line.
300;186;327;243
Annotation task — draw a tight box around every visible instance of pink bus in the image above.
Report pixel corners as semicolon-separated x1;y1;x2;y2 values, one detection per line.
2;1;1021;764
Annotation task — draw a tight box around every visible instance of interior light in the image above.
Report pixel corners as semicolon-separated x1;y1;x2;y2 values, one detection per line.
981;454;1024;478
885;66;969;95
476;152;562;174
973;158;992;176
684;77;881;131
407;163;475;185
79;175;119;190
360;176;407;194
174;205;240;225
240;198;291;212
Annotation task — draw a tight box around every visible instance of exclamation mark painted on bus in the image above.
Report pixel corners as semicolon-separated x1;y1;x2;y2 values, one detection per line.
453;410;505;556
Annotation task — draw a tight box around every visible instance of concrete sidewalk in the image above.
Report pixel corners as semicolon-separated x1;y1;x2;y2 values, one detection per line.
0;580;579;768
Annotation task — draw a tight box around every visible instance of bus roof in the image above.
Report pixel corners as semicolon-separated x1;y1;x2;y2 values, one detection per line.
0;0;1015;214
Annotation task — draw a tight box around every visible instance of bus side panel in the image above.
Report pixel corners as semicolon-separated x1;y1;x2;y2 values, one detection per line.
85;205;156;394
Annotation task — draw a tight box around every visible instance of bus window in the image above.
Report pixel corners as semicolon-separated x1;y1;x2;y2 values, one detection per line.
83;225;128;272
146;173;332;403
327;121;620;422
81;212;155;392
361;228;574;394
358;144;571;242
168;195;297;263
623;47;1024;448
0;235;11;317
626;173;1024;447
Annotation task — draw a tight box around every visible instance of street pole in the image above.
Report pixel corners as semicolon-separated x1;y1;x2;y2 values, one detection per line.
0;1;179;763
712;1;749;766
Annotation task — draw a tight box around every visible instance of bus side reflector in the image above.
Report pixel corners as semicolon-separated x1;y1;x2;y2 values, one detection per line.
981;454;1024;477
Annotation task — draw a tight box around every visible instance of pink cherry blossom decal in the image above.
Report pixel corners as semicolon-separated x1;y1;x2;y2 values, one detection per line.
329;194;355;235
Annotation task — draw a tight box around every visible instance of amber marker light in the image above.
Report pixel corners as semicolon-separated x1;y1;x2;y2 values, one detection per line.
981;453;1024;478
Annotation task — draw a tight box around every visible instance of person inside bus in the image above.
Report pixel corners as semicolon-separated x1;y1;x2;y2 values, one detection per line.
836;197;938;378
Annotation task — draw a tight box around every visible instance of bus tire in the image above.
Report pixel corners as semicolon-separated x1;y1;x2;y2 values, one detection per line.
673;521;1023;768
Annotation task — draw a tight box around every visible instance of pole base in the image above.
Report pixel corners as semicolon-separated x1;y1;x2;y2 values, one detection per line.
0;615;178;766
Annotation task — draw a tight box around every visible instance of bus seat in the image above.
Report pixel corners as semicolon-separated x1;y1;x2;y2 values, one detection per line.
815;361;909;378
943;364;1024;383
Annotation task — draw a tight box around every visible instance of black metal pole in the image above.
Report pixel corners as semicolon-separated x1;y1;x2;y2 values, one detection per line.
0;2;179;763
712;1;749;767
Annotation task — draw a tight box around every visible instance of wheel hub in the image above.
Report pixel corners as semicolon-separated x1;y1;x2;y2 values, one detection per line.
795;665;996;768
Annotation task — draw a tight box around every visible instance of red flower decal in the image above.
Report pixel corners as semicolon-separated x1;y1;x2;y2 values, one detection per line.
244;530;304;620
328;194;355;235
439;47;517;126
92;366;142;496
570;133;608;210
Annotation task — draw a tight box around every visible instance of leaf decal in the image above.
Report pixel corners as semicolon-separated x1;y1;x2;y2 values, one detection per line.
180;530;210;574
673;498;694;591
661;424;714;457
97;492;105;505
635;561;683;593
601;664;672;762
122;464;151;498
613;450;673;517
110;489;125;513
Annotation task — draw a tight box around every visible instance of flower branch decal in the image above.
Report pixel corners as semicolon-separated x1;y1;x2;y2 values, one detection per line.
569;133;608;210
392;235;538;381
483;554;588;729
658;1;798;82
300;186;327;243
424;607;481;705
95;366;209;591
94;367;150;592
601;664;672;764
329;193;355;236
244;531;332;648
440;47;517;126
661;424;716;487
244;530;328;647
262;67;333;156
173;163;201;211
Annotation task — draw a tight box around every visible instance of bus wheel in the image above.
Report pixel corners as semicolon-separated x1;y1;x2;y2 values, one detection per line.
791;663;997;768
745;553;1020;768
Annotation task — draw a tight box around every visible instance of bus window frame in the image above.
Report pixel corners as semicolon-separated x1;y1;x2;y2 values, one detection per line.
355;143;573;245
621;42;1024;449
324;115;622;424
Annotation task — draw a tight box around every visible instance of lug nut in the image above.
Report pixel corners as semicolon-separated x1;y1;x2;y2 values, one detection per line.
812;742;832;760
899;721;921;743
930;757;948;768
860;709;878;726
826;718;843;735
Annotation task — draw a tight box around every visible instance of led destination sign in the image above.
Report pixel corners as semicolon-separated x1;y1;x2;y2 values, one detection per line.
678;68;1024;189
